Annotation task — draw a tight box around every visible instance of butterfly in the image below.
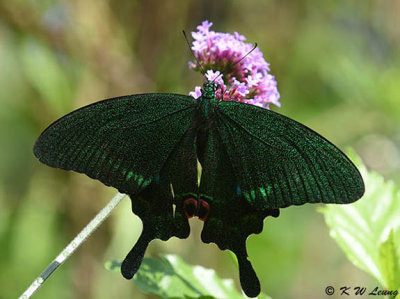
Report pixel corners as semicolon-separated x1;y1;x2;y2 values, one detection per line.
33;80;364;297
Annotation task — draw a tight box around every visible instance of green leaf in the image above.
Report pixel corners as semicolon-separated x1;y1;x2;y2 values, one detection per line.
379;230;400;291
106;254;271;299
320;149;400;289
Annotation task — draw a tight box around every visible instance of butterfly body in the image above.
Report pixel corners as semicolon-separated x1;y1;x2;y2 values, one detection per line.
34;80;364;297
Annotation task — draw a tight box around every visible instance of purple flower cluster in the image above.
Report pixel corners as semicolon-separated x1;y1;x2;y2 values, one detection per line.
188;21;280;109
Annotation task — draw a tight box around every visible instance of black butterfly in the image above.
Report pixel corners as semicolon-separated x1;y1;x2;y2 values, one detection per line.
33;81;364;297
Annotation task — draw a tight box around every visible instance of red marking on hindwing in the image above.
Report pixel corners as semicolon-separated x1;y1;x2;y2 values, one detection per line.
198;199;210;221
183;198;197;219
183;197;210;221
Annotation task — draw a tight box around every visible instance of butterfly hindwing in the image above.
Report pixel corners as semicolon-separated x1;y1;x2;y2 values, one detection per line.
216;101;364;210
122;179;173;279
121;123;199;279
198;126;279;298
34;93;196;196
162;125;199;239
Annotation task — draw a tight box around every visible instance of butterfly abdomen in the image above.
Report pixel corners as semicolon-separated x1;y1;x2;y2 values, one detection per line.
195;95;220;165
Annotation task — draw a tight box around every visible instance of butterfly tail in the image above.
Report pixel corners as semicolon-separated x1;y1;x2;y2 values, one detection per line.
236;251;261;298
121;230;152;279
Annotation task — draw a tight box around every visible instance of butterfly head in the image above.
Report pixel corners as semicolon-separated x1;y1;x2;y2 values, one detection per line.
202;81;218;99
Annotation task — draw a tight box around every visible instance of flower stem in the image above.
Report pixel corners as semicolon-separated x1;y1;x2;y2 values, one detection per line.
18;192;126;299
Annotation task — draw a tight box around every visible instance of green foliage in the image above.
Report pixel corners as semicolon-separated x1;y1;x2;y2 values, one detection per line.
379;230;400;291
106;255;271;299
320;150;400;292
20;37;76;115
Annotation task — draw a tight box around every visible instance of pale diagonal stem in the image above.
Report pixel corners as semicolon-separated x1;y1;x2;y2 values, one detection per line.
19;192;126;299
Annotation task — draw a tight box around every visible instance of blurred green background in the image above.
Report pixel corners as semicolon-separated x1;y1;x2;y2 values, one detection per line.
1;0;399;298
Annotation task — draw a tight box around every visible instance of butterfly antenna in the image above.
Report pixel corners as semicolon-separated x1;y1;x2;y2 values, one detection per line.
211;72;223;84
211;42;258;84
182;30;206;74
233;42;258;67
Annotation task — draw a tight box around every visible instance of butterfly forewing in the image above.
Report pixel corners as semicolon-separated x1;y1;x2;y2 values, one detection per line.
216;101;364;209
34;93;196;196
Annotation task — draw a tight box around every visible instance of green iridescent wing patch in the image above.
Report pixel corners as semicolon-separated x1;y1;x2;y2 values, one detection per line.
216;101;365;210
34;93;196;196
